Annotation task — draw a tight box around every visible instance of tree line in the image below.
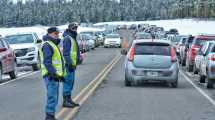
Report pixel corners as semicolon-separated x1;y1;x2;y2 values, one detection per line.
0;0;215;27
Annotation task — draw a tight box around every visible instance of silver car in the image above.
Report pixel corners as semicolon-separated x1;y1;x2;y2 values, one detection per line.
198;41;215;88
122;40;179;87
194;41;214;74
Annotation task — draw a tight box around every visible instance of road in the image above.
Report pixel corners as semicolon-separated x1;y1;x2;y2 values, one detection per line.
1;48;215;120
0;48;120;120
73;57;215;120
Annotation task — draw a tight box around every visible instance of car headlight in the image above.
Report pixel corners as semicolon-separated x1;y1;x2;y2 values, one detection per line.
28;47;36;52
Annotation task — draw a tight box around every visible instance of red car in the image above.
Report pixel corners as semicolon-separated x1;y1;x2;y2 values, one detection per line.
0;38;17;80
186;35;215;72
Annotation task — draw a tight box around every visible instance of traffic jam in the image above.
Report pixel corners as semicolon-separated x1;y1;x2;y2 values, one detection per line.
1;21;215;120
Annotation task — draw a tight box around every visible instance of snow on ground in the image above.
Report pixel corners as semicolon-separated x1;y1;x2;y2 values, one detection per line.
0;24;104;39
0;19;214;39
94;19;215;35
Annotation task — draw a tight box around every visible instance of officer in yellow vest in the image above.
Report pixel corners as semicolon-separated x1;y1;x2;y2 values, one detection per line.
40;27;64;120
62;22;80;108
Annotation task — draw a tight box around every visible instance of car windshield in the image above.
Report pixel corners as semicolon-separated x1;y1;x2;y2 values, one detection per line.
181;38;187;44
171;36;182;43
5;34;34;44
106;34;119;38
135;43;170;56
83;34;93;40
81;32;94;36
136;33;152;39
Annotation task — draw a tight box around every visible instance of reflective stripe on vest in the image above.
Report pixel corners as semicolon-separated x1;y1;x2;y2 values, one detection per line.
68;36;78;66
39;41;64;77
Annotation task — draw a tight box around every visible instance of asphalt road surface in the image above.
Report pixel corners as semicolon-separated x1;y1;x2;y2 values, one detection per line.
73;57;215;120
1;48;215;120
0;48;120;120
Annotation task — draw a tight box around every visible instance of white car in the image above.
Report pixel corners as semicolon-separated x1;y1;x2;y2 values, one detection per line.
104;34;121;48
198;41;215;88
5;33;42;71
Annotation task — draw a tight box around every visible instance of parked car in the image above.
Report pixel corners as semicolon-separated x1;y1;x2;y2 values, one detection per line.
77;34;88;53
104;34;121;48
186;35;215;72
4;33;42;71
194;42;214;74
198;41;215;88
0;38;17;80
179;35;194;66
80;31;100;47
81;34;95;50
172;35;187;55
134;32;152;40
122;40;179;87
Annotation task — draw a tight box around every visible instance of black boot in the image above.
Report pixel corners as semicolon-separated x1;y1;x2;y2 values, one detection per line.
63;95;80;108
45;113;57;120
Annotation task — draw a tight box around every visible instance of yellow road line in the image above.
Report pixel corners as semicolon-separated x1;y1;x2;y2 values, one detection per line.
63;55;122;120
56;54;121;118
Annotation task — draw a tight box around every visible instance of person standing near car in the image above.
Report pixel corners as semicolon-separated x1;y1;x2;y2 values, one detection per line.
62;22;80;108
40;27;64;120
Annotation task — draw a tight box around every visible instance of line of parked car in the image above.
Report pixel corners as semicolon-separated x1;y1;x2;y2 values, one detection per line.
170;34;215;88
0;29;122;81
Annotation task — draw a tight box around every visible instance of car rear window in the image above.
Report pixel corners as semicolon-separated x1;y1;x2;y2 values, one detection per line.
135;43;171;56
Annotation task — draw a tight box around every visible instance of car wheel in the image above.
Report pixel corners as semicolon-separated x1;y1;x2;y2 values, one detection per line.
187;63;193;72
207;78;214;89
32;64;39;71
193;65;198;74
199;75;206;83
125;74;132;87
171;78;178;88
182;58;186;66
9;62;17;79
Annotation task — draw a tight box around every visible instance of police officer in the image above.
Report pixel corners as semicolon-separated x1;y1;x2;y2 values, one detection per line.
62;22;80;108
40;27;64;120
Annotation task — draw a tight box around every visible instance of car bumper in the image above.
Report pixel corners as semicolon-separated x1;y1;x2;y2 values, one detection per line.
16;52;38;65
104;43;120;47
126;62;179;83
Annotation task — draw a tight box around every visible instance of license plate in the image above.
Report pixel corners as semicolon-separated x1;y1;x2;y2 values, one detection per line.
147;72;158;77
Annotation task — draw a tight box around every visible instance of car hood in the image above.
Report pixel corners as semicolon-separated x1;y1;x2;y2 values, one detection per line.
10;43;36;50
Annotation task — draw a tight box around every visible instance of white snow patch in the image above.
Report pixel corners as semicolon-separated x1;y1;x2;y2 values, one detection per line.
94;19;215;35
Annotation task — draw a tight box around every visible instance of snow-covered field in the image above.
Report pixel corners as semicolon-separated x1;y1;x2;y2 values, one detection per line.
1;19;214;38
0;24;104;39
94;19;215;35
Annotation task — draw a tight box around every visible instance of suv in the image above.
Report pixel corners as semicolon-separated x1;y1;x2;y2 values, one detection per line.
0;38;17;80
186;35;215;72
5;33;42;71
179;35;194;66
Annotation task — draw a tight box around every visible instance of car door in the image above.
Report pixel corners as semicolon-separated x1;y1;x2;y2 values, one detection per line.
2;39;15;73
0;39;10;73
195;45;205;70
201;43;211;75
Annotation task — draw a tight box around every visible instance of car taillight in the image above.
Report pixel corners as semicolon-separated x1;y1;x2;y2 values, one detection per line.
170;47;177;62
209;54;215;61
191;45;200;55
128;47;135;61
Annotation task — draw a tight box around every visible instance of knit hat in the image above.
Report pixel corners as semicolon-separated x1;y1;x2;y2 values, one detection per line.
47;27;60;34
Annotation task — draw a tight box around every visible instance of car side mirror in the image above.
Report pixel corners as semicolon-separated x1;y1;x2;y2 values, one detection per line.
121;49;127;55
0;48;7;52
37;39;42;43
